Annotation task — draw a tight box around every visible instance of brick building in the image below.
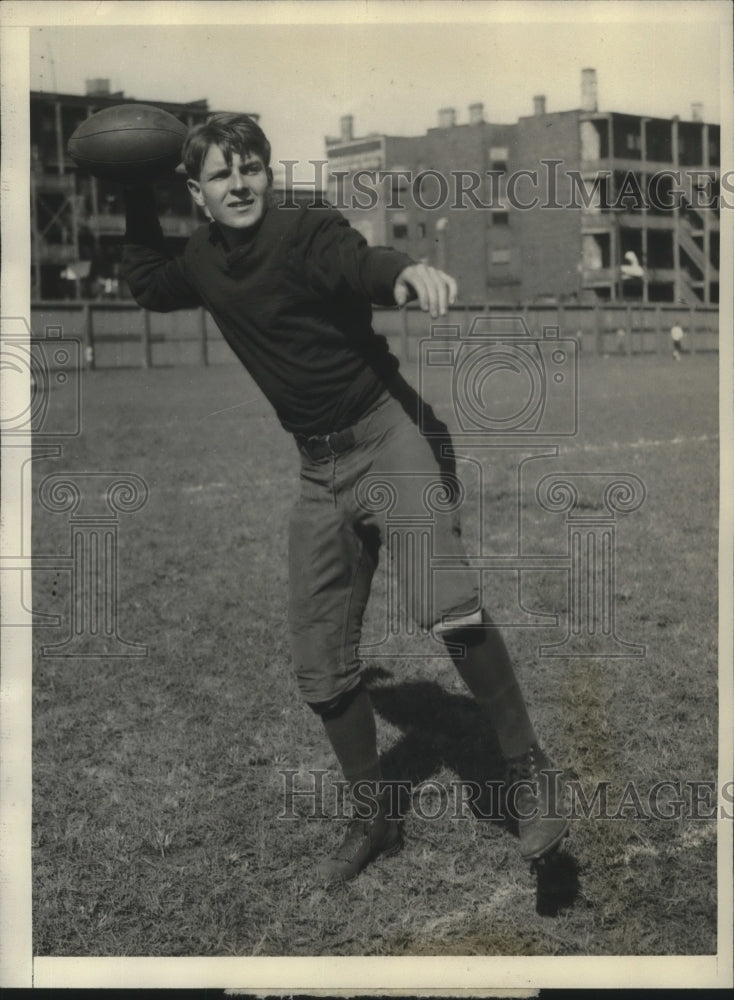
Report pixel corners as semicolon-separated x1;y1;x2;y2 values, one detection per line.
325;70;720;305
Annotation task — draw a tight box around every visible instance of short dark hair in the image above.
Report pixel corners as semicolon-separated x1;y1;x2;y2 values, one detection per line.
183;113;272;180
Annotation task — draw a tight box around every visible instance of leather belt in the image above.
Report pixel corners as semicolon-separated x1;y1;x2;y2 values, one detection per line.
295;426;356;461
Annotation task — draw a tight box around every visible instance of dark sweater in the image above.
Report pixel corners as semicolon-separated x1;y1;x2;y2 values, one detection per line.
121;190;414;435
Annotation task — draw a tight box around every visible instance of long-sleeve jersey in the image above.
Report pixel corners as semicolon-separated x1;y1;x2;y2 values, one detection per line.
121;190;415;435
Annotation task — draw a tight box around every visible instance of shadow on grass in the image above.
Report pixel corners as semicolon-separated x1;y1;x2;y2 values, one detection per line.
364;670;506;813
533;850;580;917
364;666;580;917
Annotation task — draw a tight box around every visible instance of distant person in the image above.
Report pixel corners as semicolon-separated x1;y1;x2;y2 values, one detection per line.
120;113;569;885
615;327;628;356
670;322;685;361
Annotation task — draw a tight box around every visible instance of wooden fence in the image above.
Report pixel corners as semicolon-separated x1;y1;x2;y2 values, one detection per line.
29;300;719;370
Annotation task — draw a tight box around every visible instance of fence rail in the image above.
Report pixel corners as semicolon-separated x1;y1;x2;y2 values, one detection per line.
29;300;720;370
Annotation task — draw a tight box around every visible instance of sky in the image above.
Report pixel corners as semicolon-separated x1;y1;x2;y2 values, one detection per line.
23;1;728;183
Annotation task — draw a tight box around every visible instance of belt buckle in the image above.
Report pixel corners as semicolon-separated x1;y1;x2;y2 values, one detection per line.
300;430;345;460
302;433;329;460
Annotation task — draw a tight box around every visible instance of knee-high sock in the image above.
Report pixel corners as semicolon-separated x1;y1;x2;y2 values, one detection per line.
318;684;382;815
445;620;537;759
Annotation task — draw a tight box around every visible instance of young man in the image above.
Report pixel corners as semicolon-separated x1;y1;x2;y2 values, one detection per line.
121;113;569;884
670;322;685;360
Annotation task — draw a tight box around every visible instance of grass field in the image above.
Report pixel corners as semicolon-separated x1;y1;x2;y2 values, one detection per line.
31;345;720;958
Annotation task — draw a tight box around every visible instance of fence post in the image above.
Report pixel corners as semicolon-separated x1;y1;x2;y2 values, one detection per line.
142;309;152;368
400;306;409;362
655;304;662;355
594;304;602;356
82;302;96;371
199;307;209;367
689;306;696;354
626;303;633;357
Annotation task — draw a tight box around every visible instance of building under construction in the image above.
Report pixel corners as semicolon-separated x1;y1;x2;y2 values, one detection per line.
325;69;720;306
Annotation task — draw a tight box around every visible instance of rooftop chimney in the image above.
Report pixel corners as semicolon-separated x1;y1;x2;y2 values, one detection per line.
469;102;484;125
85;78;110;97
581;68;598;112
691;102;704;122
438;107;457;128
339;115;354;142
533;94;546;116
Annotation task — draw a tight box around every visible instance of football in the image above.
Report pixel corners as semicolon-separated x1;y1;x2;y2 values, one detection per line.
67;104;189;184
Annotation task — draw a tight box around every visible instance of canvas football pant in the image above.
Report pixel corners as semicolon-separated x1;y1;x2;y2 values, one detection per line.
288;389;481;706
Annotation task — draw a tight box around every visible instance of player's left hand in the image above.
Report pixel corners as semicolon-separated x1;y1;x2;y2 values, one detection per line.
394;264;458;318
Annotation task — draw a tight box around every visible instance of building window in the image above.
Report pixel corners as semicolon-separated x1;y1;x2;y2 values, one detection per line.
392;223;409;240
492;212;509;226
490;146;509;175
580;120;603;161
582;233;610;269
626;132;641;152
490;249;511;265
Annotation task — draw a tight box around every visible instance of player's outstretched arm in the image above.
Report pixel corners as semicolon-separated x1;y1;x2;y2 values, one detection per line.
394;263;458;319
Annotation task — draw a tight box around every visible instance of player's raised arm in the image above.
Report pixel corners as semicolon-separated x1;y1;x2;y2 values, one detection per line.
121;185;202;312
394;263;458;319
67;103;201;313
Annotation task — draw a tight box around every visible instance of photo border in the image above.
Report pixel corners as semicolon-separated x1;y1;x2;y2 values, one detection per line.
1;0;732;991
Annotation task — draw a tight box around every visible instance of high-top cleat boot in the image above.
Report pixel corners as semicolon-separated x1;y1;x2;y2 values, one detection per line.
314;791;403;884
505;744;570;861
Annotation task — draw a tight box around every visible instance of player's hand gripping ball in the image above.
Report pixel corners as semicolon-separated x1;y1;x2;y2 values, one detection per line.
67;104;188;184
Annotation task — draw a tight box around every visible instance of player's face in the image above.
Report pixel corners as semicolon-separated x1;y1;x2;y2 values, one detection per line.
188;146;271;234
